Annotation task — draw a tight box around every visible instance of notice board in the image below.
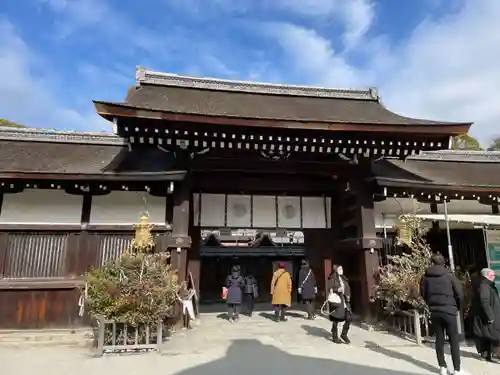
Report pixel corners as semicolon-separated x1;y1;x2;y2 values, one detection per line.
484;230;500;290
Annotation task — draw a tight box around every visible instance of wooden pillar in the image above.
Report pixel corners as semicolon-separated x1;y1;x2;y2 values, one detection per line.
0;192;5;277
355;181;380;322
187;226;201;295
303;228;336;301
169;179;192;282
0;233;7;278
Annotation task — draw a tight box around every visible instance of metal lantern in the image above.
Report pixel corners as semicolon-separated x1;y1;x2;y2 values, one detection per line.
396;216;412;246
131;212;155;253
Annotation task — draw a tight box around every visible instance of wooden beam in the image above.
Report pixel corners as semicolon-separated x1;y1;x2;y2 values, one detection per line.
0;224;169;231
376;179;500;195
192;158;355;175
193;173;338;195
81;194;92;225
0;172;187;181
0;278;85;290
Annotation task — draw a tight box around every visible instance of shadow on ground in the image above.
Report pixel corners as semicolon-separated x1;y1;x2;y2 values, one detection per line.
172;339;429;375
301;324;331;341
200;303;310;316
365;340;439;374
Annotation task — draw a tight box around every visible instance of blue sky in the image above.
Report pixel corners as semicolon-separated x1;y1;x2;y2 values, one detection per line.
0;0;499;144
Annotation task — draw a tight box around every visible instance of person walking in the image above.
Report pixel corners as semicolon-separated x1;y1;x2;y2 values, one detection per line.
225;265;245;322
298;260;317;320
243;272;259;317
326;264;352;344
270;262;292;322
420;254;467;375
471;268;500;362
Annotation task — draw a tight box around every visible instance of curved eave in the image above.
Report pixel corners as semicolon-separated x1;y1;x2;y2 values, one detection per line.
0;171;187;181
373;176;500;193
93;101;472;136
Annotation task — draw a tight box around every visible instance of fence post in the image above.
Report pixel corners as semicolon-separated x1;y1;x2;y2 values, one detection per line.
413;310;422;345
97;316;105;355
157;320;163;348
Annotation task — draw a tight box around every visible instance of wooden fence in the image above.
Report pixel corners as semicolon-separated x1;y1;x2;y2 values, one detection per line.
383;310;432;345
0;229;171;329
95;316;167;355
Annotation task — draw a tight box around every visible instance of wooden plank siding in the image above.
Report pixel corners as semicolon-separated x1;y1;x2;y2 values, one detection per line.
0;230;170;329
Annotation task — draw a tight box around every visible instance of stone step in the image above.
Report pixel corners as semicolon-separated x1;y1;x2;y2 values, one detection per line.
0;328;93;347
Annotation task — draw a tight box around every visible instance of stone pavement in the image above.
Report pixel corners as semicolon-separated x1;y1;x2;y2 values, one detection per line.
1;307;497;375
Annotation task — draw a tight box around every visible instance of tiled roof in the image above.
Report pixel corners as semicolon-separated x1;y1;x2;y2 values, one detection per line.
373;153;500;188
0;126;122;145
0;139;123;174
110;69;469;127
0;128;184;180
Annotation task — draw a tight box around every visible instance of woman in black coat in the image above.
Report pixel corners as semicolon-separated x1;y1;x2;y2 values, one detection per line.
326;264;352;344
298;260;317;319
225;265;245;322
243;273;258;317
471;268;500;361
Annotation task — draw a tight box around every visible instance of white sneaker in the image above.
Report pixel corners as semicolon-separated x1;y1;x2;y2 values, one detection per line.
453;370;470;375
439;367;448;375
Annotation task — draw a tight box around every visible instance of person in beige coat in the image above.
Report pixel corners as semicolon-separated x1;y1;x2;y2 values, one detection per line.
270;262;292;322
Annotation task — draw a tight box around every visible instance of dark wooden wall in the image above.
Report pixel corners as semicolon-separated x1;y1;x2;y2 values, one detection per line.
380;228;488;272
0;230;171;329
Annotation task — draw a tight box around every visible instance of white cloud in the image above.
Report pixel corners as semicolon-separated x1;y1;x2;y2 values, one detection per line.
0;18;107;131
269;0;500;144
267;23;365;88
273;0;375;48
9;0;499;145
40;0;172;54
380;0;500;143
169;0;374;49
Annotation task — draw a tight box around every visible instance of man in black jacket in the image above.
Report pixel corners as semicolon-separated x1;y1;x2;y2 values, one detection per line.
420;254;466;375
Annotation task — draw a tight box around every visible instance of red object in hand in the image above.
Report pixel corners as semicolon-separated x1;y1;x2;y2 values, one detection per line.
221;287;228;300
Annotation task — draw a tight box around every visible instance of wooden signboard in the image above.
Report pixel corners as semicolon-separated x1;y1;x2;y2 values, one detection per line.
484;230;500;290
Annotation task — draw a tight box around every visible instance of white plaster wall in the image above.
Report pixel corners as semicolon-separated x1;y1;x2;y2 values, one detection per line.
302;197;327;228
277;196;301;228
0;189;83;224
200;194;226;227
90;191;166;225
195;194;329;229
226;195;251;228
375;197;495;229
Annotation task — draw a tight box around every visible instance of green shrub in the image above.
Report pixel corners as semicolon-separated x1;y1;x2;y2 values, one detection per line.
86;251;180;325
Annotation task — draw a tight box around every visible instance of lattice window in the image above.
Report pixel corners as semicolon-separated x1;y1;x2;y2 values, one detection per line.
97;233;133;267
3;232;69;278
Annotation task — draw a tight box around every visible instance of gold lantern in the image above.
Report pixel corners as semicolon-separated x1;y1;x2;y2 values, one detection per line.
396;215;412;246
131;212;155;253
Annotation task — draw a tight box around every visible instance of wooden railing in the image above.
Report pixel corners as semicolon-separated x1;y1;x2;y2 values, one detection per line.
384;310;432;345
95;316;168;355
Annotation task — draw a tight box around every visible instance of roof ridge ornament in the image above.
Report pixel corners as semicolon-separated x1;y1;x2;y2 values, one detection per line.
413;150;500;162
136;69;378;100
0;126;124;145
369;87;379;100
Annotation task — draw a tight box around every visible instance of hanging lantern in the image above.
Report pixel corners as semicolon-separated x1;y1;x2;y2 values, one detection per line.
131;212;155;253
396;215;412;246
